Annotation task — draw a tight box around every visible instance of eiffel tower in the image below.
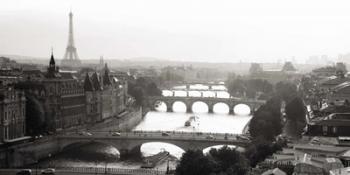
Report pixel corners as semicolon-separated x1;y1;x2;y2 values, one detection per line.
61;11;81;67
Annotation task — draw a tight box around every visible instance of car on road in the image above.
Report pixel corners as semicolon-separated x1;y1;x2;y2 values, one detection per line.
206;135;214;139
236;135;250;141
78;131;92;136
16;169;32;175
112;132;121;136
41;168;55;175
162;132;170;136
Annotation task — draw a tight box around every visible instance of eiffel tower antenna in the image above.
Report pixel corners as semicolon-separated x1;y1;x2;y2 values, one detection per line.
62;10;81;67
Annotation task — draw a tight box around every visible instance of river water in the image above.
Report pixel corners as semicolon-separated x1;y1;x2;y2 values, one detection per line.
39;84;252;170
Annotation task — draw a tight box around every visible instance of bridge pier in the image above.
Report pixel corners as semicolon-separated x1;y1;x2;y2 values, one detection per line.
186;106;192;113
167;105;173;112
229;108;234;114
208;103;214;113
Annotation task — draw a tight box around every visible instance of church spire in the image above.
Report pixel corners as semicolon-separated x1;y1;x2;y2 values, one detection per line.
103;63;111;86
84;73;94;91
46;49;60;78
49;48;55;66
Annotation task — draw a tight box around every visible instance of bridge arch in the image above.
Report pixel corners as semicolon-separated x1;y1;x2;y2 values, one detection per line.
191;101;209;113
140;142;185;159
203;145;245;155
172;101;187;113
233;104;251;115
59;141;121;160
154;100;168;112
57;133;250;160
213;102;230;114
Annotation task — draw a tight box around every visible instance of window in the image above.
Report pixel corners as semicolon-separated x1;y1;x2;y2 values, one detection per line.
332;127;337;134
4;126;8;140
322;126;328;135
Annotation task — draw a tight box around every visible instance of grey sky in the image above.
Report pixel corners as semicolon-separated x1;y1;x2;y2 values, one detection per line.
1;0;350;63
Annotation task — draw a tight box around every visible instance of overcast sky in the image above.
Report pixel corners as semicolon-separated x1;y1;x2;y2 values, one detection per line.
1;0;350;63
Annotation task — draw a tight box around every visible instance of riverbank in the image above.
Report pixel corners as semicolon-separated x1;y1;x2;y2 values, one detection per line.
242;120;251;135
89;107;143;132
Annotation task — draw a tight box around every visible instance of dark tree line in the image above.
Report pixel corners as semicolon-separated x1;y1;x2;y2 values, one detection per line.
127;77;162;106
176;146;250;175
249;96;282;141
246;80;307;166
226;78;273;99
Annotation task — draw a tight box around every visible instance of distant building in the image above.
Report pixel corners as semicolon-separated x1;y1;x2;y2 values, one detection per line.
328;82;350;102
0;86;26;142
15;53;86;131
312;66;337;77
306;113;350;137
249;62;300;84
99;64;127;119
83;73;102;123
249;63;263;75
318;76;350;91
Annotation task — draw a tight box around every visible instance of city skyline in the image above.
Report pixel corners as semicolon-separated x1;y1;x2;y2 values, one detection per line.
2;0;350;63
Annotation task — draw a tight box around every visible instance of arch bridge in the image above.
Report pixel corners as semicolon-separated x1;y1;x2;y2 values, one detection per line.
57;131;250;159
148;96;265;114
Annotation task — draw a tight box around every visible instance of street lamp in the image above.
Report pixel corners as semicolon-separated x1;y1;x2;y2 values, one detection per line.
48;154;51;168
104;162;108;174
35;160;38;175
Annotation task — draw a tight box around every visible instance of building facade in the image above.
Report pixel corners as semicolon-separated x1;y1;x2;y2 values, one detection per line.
0;86;26;142
84;73;102;123
15;53;86;131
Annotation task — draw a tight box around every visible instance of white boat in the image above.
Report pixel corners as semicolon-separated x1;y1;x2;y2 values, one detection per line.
184;115;199;127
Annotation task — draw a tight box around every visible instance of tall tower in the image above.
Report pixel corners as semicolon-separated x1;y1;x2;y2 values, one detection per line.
61;11;81;67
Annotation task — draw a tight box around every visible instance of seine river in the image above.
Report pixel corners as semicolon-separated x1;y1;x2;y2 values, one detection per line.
39;84;252;170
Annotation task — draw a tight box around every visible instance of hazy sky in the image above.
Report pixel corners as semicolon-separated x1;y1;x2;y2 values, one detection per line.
1;0;350;63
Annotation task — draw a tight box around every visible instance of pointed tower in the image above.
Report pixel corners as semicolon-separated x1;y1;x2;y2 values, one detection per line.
84;73;94;91
91;72;102;91
61;11;81;67
102;63;111;86
47;50;60;78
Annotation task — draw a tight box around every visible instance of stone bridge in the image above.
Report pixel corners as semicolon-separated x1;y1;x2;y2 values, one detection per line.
148;96;265;114
56;131;250;158
161;82;225;90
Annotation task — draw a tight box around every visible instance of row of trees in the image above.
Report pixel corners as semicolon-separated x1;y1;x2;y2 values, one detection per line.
246;81;306;167
226;77;273;99
176;146;250;175
127;77;162;106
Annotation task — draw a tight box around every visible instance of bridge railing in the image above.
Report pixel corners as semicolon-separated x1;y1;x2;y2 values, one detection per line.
35;166;167;175
64;130;246;137
148;96;266;103
59;130;251;143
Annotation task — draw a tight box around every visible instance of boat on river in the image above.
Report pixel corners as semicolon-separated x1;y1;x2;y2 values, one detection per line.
184;115;199;127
